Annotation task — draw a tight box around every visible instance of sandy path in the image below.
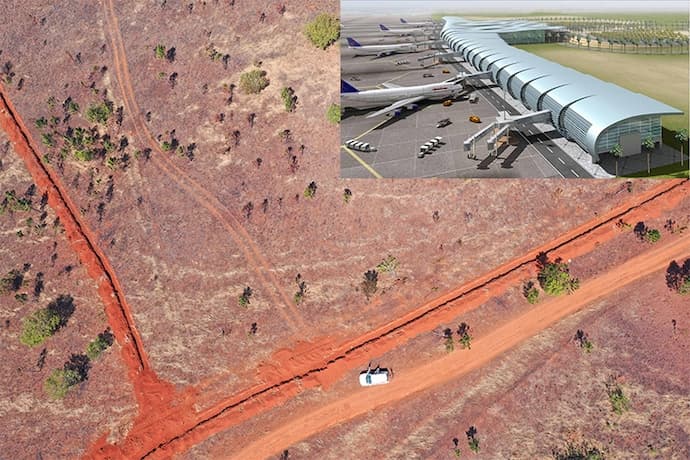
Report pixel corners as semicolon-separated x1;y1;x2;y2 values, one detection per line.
233;233;690;459
100;0;306;332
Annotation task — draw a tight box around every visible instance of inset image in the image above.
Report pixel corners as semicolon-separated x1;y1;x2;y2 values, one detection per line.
340;1;688;178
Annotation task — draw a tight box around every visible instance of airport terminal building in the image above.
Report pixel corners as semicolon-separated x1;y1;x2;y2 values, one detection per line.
440;18;684;161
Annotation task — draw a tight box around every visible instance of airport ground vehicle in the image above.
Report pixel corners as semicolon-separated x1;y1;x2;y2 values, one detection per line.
442;68;450;74
443;100;453;107
359;366;392;386
469;115;481;123
423;73;434;78
469;94;479;103
436;118;451;128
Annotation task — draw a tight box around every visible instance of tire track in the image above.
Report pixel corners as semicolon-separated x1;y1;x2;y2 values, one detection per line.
100;0;305;332
0;87;150;376
138;179;688;458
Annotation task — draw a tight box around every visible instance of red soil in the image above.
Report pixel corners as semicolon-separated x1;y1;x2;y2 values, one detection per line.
232;230;690;459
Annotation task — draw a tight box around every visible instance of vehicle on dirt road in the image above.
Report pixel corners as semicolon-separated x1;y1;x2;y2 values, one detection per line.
359;365;392;386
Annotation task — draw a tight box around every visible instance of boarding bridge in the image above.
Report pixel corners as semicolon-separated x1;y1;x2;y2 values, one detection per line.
464;110;552;153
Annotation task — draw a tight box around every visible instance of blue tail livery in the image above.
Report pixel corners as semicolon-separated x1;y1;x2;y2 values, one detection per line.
379;24;389;31
341;80;359;94
346;37;362;47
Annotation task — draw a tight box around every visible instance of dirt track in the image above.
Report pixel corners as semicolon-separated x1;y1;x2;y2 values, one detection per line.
100;0;306;332
137;181;689;459
232;231;690;459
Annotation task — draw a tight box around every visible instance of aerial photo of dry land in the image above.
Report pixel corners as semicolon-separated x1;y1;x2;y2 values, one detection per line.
1;0;689;459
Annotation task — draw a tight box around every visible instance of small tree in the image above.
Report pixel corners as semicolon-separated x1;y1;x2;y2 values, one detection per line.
376;255;398;275
675;128;688;166
537;258;579;296
20;308;61;347
644;228;661;243
238;286;252;307
86;330;113;360
605;375;630;415
280;86;297;112
85;101;113;125
610;143;622;177
466;426;480;454
294;274;306;304
154;44;166;59
361;270;378;299
457;322;472;349
523;281;539;304
239;68;269;94
44;368;81;399
574;329;593;353
304;181;317;198
326;103;341;124
443;328;455;352
304;14;340;50
642;135;655;175
343;188;352;203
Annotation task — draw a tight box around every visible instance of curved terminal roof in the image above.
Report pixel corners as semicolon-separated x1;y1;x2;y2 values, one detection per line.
441;17;683;155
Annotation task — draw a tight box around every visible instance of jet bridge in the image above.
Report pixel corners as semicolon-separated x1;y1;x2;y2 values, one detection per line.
464;110;552;153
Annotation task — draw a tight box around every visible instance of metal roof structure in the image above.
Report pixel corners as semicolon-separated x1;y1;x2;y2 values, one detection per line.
441;17;684;159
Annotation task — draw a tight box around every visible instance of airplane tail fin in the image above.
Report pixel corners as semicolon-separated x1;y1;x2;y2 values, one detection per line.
400;18;407;23
341;79;359;94
379;24;389;31
346;37;362;47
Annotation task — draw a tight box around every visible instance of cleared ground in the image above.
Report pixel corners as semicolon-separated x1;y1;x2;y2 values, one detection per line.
515;43;689;132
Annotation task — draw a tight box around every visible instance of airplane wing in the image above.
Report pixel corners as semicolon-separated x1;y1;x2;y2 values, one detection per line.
365;96;425;118
381;82;402;88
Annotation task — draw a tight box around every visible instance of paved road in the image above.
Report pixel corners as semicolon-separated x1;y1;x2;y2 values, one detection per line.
451;61;593;178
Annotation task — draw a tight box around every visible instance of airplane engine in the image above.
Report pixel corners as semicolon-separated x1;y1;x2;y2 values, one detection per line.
388;109;403;117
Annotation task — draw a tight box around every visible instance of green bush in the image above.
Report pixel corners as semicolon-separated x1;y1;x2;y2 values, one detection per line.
679;277;690;295
326;103;341;124
20;308;61;347
85;101;113;125
35;117;48;129
644;229;661;243
538;261;579;296
304;181;317;198
304;14;340;50
154;44;166;59
44;368;81;399
280;87;296;112
239;69;269;94
41;133;55;147
86;335;110;360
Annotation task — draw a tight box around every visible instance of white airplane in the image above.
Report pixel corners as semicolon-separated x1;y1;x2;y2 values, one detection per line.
399;18;435;26
378;24;426;36
341;71;489;118
346;37;433;58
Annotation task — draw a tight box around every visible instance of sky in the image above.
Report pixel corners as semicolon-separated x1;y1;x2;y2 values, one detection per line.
341;1;690;15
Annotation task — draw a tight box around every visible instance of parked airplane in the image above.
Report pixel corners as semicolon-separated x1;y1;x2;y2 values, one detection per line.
399;18;435;26
346;37;434;58
341;71;490;118
378;24;427;36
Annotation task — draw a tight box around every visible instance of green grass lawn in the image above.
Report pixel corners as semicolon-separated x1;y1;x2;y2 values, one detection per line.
624;161;690;179
513;44;689;134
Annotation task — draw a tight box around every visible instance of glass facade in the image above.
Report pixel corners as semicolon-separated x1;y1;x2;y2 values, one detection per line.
595;116;661;153
499;30;545;44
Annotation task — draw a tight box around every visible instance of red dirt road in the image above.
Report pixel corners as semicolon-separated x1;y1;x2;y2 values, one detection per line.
0;86;152;381
232;231;690;459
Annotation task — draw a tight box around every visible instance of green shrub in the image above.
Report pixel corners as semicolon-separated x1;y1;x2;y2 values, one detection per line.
35;117;48;129
239;69;269;94
304;181;317;198
20;308;61;346
86;335;110;360
526;287;539;304
538;260;579;296
304;14;340;50
85;101;113;124
606;377;631;415
154;44;166;59
280;86;296;112
644;229;661;243
679;277;690;295
326;103;341;124
376;255;398;273
41;133;55;147
44;368;81;399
